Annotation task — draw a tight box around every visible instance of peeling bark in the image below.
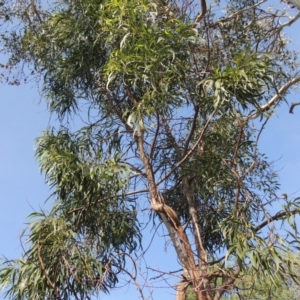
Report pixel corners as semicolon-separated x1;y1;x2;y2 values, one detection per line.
176;281;189;300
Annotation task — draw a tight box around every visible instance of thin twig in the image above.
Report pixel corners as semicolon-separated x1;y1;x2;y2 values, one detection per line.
157;109;216;186
183;105;200;155
149;112;160;161
211;0;266;27
289;101;300;113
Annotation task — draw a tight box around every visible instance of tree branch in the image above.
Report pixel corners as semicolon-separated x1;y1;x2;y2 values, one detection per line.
276;12;300;31
37;235;61;299
249;76;300;119
211;0;266;27
213;267;240;300
183;105;200;156
194;0;207;25
149;112;160;161
157;109;216;186
254;208;300;232
289;101;300;113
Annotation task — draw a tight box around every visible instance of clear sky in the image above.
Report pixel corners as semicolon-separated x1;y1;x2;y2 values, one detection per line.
0;1;300;300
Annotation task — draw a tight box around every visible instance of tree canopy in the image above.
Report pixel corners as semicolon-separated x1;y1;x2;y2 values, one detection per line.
1;0;300;299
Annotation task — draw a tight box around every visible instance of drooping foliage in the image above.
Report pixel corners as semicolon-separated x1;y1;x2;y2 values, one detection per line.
187;263;300;300
1;0;300;299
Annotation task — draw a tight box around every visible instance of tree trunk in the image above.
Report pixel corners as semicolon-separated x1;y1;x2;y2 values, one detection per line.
176;281;189;300
176;279;211;300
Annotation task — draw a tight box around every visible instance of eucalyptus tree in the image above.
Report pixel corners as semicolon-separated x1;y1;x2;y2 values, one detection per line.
1;0;300;300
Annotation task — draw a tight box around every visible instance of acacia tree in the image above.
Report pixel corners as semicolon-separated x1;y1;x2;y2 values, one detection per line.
1;0;300;299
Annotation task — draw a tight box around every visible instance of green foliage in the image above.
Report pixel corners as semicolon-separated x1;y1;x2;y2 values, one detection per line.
225;272;300;300
0;0;300;299
1;213;112;299
0;127;141;299
36;127;140;250
204;51;273;109
187;267;300;300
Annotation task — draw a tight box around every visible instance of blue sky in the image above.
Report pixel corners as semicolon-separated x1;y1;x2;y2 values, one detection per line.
1;1;300;300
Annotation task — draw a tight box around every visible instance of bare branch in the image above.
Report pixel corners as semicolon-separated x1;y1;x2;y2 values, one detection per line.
183;105;200;156
277;12;300;31
149;112;160;161
119;254;148;300
212;0;266;27
161;115;182;159
157;109;216;186
213;267;240;300
126;189;149;197
254;208;300;232
289;101;300;113
194;0;207;25
249;76;300;119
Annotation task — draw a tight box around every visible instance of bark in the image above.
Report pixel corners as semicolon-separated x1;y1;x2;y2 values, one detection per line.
137;124;210;300
176;281;189;300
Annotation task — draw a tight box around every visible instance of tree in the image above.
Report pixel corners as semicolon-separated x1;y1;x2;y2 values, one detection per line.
1;0;300;299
